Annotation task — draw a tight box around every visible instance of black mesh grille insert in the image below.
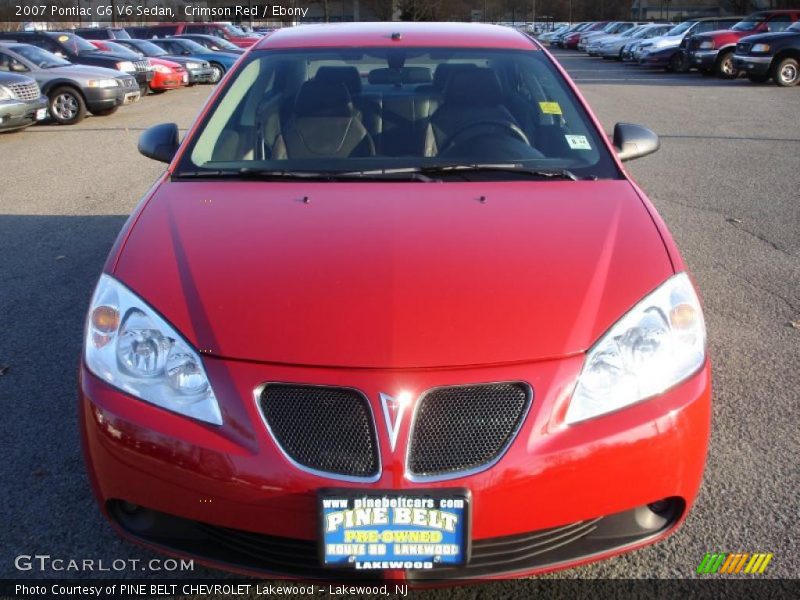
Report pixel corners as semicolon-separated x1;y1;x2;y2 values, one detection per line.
259;384;379;478
407;382;531;478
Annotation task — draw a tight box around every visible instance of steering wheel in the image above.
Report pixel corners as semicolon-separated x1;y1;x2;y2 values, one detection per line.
440;121;531;155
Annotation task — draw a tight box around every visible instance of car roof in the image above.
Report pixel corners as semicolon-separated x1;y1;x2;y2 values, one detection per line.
255;22;537;50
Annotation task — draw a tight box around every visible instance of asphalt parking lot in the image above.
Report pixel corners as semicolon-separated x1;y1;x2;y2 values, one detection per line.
1;48;798;589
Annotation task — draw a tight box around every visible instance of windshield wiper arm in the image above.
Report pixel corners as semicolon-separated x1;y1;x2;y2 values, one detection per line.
175;168;438;182
419;164;581;181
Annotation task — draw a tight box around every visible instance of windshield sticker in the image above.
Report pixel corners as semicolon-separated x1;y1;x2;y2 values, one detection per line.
565;135;592;150
539;101;562;115
58;35;70;42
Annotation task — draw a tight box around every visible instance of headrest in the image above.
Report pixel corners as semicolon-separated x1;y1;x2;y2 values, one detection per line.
367;67;433;85
432;63;478;91
445;68;503;107
313;66;362;95
294;81;353;118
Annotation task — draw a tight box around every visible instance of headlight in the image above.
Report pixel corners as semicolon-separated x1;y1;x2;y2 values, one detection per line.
186;62;201;69
565;273;706;425
153;64;171;74
86;79;118;88
116;61;135;72
0;85;15;101
84;274;223;425
699;41;715;50
751;43;771;53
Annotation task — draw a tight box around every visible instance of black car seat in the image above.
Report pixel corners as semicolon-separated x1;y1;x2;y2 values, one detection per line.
271;80;375;159
426;68;524;156
313;66;362;97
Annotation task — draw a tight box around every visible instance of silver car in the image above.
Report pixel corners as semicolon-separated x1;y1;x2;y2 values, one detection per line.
600;24;674;60
0;42;139;125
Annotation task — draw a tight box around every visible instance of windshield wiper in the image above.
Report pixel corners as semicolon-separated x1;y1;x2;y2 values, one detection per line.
175;168;438;182
418;164;582;181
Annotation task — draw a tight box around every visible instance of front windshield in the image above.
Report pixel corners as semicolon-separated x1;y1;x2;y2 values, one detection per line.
733;17;767;32
12;44;70;68
127;40;166;56
645;26;671;38
205;36;239;51
621;26;644;38
631;26;655;39
172;38;209;53
221;23;247;38
98;41;141;59
667;21;694;36
179;48;619;181
49;32;98;55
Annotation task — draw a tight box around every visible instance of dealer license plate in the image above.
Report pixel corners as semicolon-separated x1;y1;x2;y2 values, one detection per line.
35;108;47;121
123;91;140;105
320;491;469;570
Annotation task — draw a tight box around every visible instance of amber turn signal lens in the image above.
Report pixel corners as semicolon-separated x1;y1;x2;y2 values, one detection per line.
92;305;120;333
669;303;696;329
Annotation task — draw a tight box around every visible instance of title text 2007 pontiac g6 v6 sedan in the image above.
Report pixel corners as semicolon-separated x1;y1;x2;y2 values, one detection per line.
80;23;710;581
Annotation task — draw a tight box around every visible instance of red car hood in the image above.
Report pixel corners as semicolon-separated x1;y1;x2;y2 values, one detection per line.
113;180;673;368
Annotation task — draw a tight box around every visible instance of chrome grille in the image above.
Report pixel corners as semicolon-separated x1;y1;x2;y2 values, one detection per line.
134;59;151;72
407;382;532;480
258;384;379;480
8;81;40;101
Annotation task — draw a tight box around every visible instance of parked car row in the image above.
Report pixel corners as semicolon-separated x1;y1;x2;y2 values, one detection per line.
0;23;249;131
541;10;800;87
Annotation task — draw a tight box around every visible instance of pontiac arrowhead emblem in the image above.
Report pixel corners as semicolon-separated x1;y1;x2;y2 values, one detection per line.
380;392;410;451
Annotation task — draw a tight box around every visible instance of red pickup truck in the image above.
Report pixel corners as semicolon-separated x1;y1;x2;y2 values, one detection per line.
687;10;800;77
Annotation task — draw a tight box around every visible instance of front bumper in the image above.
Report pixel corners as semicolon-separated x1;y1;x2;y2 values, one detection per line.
598;46;620;58
81;351;712;580
84;85;137;112
0;95;47;131
186;66;214;84
638;47;678;67
733;54;772;76
151;71;185;90
688;50;719;69
129;70;154;88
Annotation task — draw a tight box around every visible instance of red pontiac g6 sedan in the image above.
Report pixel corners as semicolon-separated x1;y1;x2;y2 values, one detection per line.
80;23;711;581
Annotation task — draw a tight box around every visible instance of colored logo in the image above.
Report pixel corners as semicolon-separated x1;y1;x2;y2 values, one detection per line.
697;553;773;574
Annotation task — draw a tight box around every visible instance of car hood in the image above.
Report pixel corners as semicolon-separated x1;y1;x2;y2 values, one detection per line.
695;29;748;43
52;64;130;79
740;30;799;44
649;34;683;47
113;180;674;368
0;71;36;85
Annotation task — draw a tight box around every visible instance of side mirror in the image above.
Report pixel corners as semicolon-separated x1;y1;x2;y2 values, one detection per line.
613;122;660;162
11;62;28;73
138;122;179;163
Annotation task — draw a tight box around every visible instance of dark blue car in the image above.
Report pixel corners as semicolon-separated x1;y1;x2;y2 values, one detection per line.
147;37;238;83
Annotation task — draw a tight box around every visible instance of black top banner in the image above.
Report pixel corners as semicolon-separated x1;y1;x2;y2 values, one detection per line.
0;1;313;24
